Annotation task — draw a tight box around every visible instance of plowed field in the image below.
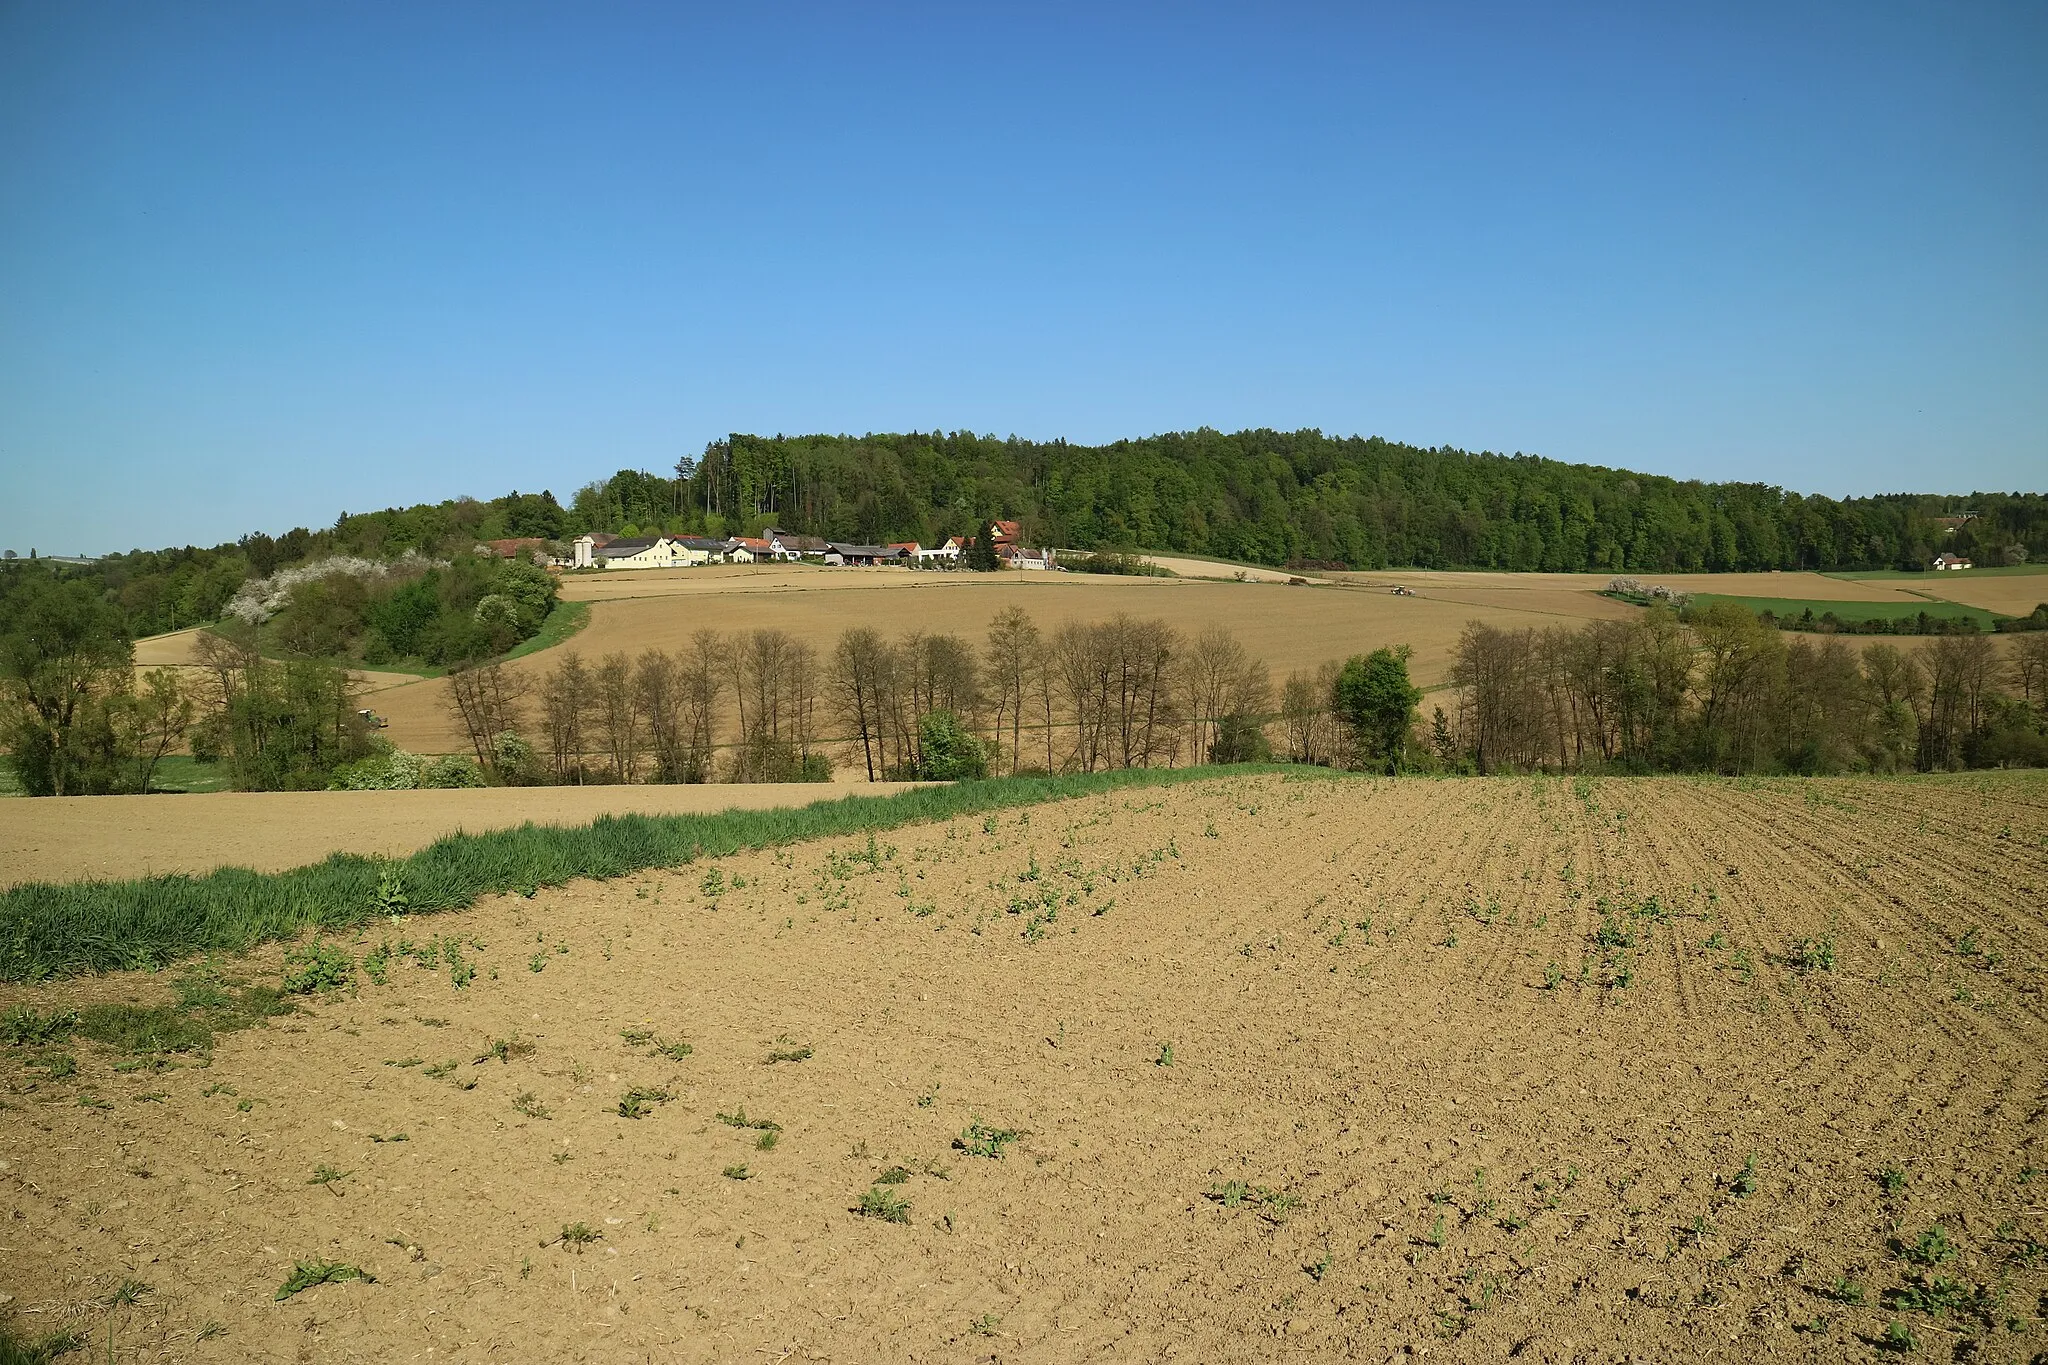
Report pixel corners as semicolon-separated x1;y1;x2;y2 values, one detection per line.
3;771;2044;1361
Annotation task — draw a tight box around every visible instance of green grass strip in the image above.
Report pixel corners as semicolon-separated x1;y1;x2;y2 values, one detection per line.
1686;593;2004;630
500;598;591;663
0;764;1333;982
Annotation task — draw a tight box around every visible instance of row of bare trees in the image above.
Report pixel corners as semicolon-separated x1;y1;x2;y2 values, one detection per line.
438;602;2048;785
442;610;1278;783
1446;605;2048;774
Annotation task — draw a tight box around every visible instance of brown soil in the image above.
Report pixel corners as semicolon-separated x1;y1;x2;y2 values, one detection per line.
1893;573;2048;617
0;785;926;887
3;771;2044;1361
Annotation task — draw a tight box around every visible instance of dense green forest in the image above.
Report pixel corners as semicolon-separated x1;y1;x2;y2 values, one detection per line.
569;429;2048;575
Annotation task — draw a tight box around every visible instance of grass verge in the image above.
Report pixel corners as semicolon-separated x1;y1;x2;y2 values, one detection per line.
0;764;1339;981
500;599;591;664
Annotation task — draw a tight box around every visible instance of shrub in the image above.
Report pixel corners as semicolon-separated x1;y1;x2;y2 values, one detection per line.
1208;713;1272;763
917;709;989;781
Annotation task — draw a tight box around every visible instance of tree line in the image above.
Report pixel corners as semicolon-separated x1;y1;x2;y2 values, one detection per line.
1443;604;2048;775
8;571;2047;794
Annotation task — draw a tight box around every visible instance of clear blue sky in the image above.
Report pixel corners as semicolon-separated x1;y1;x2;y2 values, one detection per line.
2;2;2042;556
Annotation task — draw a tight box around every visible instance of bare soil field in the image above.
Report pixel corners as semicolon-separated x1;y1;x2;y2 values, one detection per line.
0;784;925;888
3;770;2044;1361
130;627;422;697
370;570;1638;752
1887;575;2048;618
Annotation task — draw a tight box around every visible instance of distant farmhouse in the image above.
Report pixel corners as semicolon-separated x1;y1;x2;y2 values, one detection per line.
560;521;1054;573
1932;552;1973;571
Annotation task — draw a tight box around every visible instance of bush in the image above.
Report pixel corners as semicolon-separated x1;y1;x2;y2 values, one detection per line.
1208;714;1272;764
330;745;483;790
916;709;989;780
422;754;485;788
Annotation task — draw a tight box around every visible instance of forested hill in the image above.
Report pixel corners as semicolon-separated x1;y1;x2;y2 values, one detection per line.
622;429;2041;574
8;429;2045;642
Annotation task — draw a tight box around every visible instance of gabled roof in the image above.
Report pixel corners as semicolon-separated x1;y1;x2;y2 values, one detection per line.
601;537;666;555
776;534;830;552
675;537;727;552
727;536;771;551
887;541;921;553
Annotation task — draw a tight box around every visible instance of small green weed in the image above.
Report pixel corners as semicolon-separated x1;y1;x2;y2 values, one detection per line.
617;1085;673;1118
281;939;354;994
855;1185;911;1223
954;1119;1022;1159
274;1260;373;1300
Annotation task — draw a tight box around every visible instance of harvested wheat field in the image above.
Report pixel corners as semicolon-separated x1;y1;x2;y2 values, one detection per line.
2;770;2045;1361
371;568;1637;753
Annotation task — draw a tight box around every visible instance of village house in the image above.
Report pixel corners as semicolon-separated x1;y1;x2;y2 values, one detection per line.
766;529;831;561
724;536;769;563
597;535;679;569
673;536;729;566
1000;544;1053;570
1932;552;1973;571
918;537;964;566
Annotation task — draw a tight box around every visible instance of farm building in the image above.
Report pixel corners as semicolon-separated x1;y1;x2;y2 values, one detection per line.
725;536;769;563
569;533;617;569
767;530;830;561
673;536;730;565
1932;553;1973;571
1000;545;1053;570
597;536;680;569
825;543;907;566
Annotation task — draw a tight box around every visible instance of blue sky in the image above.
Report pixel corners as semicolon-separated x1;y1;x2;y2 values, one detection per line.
1;2;2042;556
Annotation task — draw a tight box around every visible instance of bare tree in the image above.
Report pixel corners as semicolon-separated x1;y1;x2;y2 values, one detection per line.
679;630;724;782
594;651;640;781
2011;632;2048;713
444;661;531;774
1449;623;1542;773
636;650;687;782
985;605;1041;774
1183;625;1268;764
540;652;593;783
833;627;894;781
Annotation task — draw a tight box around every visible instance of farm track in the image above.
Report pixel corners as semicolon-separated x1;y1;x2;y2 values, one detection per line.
1;771;2043;1362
